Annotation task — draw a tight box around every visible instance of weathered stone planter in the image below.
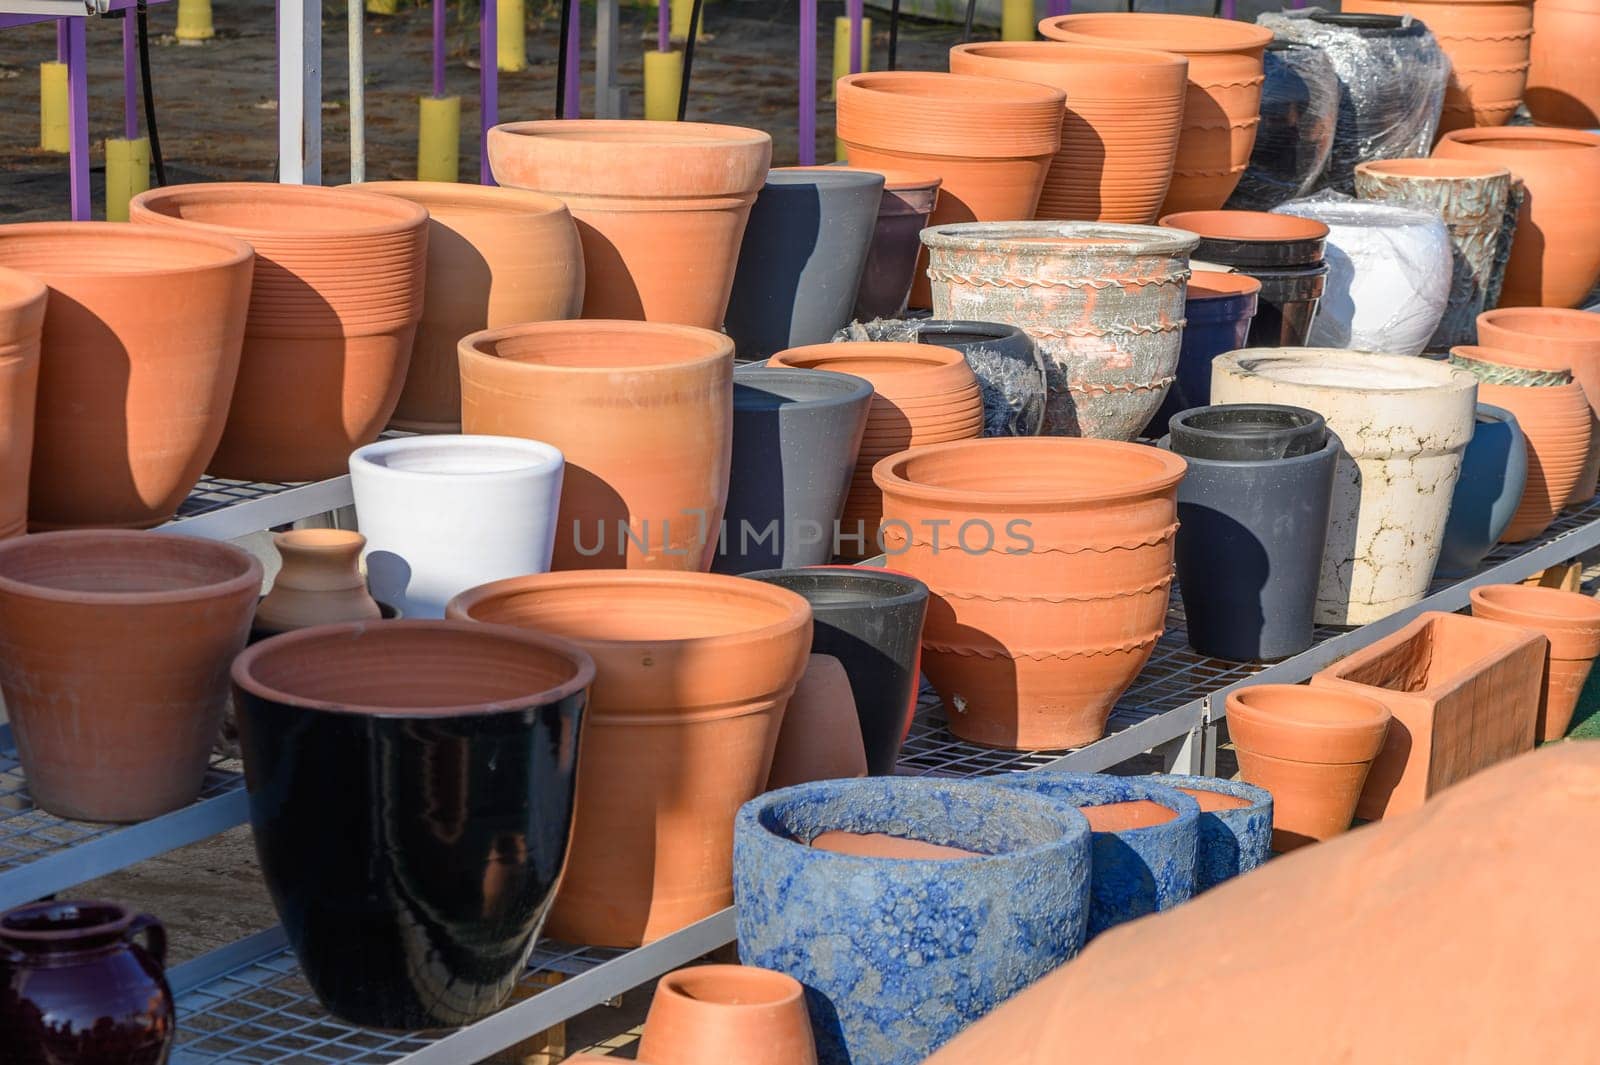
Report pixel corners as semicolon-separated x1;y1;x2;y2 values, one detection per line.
1150;774;1273;892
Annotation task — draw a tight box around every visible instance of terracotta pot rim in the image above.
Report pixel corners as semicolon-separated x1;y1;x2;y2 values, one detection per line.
873;437;1187;506
1354;158;1513;182
131;182;429;240
0;900;137;946
1217;349;1478;398
772;342;968;373
1436;127;1600;154
0;530;262;608
921;220;1200;257
1479;307;1600;342
0;265;48;316
1226;684;1393;733
1470;584;1600;629
1452;344;1574;376
492;117;772;151
1038;12;1275;54
349;435;566;483
341;179;571;220
1159;210;1330;244
0;220;254;280
461;319;734;374
838;69;1067;107
1189;270;1263;300
950;39;1189;71
654;964;805;1011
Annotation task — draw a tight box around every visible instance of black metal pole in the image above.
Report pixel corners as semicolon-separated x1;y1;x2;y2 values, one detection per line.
961;0;977;43
678;0;704;121
888;0;901;70
136;1;166;185
555;0;572;117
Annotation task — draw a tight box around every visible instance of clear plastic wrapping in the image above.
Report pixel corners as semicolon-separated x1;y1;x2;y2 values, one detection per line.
1227;41;1341;211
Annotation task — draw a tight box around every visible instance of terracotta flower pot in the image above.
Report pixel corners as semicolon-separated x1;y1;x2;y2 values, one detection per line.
487;120;771;329
0;223;253;529
639;964;818;1065
835;71;1066;309
345;181;585;433
459;320;734;571
765;654;868;790
0;531;260;822
253;529;382;635
1039;13;1274;214
1224;683;1392;852
447;570;812;947
1433;128;1600;308
873;437;1186;750
0;268;47;540
1527;0;1600;126
1471;583;1600;742
948;41;1188;225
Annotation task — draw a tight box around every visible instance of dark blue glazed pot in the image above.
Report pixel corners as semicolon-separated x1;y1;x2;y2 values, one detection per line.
1437;403;1528;578
1143;272;1261;436
232;620;594;1030
1149;774;1273;892
987;772;1199;938
734;777;1091;1065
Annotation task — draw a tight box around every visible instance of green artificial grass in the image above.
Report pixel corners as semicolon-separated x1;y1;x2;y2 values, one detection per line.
1558;663;1600;741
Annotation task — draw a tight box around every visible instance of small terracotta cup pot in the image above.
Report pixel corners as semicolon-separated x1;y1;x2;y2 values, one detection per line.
1470;584;1600;742
1224;683;1392;852
638;964;819;1065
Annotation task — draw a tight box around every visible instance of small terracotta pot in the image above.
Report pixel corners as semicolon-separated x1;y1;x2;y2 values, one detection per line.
766;654;869;790
1471;583;1600;742
638;964;818;1065
1527;0;1600;126
254;529;382;635
0;268;47;540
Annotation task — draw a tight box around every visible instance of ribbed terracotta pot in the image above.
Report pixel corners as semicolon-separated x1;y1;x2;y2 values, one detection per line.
1039;13;1273;214
486;120;772;329
1433;128;1600;308
0;223;253;529
639;964;818;1065
458;320;733;571
873;437;1186;750
345;181;585;433
447;571;812;947
948;41;1188;225
0;268;47;540
130;183;426;483
1471;583;1600;742
1527;0;1600;126
921;222;1197;440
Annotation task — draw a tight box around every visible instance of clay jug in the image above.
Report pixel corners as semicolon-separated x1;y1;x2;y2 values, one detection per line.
0;267;46;540
1471;583;1600;742
766;654;869;790
255;529;382;635
638;964;819;1065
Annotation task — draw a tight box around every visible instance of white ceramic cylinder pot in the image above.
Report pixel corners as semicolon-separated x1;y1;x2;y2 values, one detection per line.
349;435;565;618
1211;350;1477;626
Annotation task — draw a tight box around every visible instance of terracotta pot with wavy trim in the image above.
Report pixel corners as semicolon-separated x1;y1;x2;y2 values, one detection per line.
0;268;47;540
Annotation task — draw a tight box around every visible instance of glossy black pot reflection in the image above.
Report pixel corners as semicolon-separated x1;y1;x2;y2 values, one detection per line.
232;620;594;1030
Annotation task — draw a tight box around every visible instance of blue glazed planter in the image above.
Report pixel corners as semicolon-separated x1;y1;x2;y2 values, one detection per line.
733;777;1091;1065
1144;273;1261;437
987;772;1198;938
1437;403;1528;578
1149;774;1273;892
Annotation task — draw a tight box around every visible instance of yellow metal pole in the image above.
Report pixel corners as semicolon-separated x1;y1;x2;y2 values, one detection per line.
105;137;151;222
39;62;68;153
417;94;461;182
175;0;214;42
830;15;869;96
366;0;399;16
497;0;526;71
644;49;684;121
1001;0;1036;41
670;0;704;41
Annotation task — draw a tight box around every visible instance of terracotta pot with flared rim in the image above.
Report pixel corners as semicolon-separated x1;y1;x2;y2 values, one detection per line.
349;435;567;618
458;320;733;572
486;120;771;328
1471;583;1600;742
232;620;594;1029
129;183;426;483
344;181;585;433
1159;209;1330;267
0;223;253;529
1433;128;1600;308
1527;0;1600;126
254;529;382;635
948;41;1189;225
1143;270;1261;433
1436;403;1529;577
0;531;260;823
1040;13;1274;214
446;570;812;947
0;269;47;540
1224;683;1391;852
765;655;868;790
872;437;1186;750
921;221;1198;440
1149;774;1273;892
639;964;818;1065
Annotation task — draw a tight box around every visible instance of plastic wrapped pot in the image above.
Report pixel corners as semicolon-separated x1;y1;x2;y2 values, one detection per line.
1226;40;1339;211
1149;774;1273;892
1436;403;1528;578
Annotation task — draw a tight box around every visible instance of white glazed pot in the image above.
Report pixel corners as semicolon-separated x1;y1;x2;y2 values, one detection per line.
1211;349;1477;625
1271;200;1453;356
349;435;565;618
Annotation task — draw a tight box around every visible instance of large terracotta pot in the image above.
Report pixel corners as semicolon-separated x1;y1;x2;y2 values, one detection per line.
458;320;733;571
873;437;1186;750
1433;127;1600;308
1471;583;1600;742
921;221;1197;440
947;41;1188;225
486;120;771;329
1039;13;1273;214
1527;0;1600;126
345;181;585;433
0;223;252;529
447;571;812;947
639;964;819;1065
130;183;427;483
835;71;1065;309
0;268;46;540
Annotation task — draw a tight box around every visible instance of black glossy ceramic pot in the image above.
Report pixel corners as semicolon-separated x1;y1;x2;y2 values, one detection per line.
1243;262;1329;347
1227;41;1339;211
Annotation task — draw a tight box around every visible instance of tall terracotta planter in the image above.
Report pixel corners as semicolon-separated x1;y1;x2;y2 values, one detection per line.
1039;13;1274;214
1472;584;1600;743
0;268;46;540
447;571;812;947
1527;0;1600;126
0;223;253;529
1433;128;1600;308
458;320;733;571
873;437;1186;750
921;221;1197;440
947;41;1188;225
486;120;771;329
345;181;585;433
130;183;426;483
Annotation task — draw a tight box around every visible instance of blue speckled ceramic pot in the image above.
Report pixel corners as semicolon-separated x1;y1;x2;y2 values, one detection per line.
1436;403;1527;578
1149;774;1273;892
733;777;1092;1065
987;772;1199;938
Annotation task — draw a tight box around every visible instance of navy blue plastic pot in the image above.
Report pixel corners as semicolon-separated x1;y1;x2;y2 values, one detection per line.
1144;272;1262;435
1437;403;1528;578
1149;774;1273;892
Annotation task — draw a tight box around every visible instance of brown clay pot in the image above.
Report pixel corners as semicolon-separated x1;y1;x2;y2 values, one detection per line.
1527;0;1600;126
872;437;1186;750
765;654;868;790
254;529;382;636
130;183;427;483
486;120;772;329
0;531;261;822
948;41;1188;225
1471;583;1600;742
1039;13;1274;214
1433;128;1600;308
0;223;253;529
344;181;585;433
638;964;819;1065
458;320;733;571
0;268;47;540
446;571;812;947
1224;683;1391;852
